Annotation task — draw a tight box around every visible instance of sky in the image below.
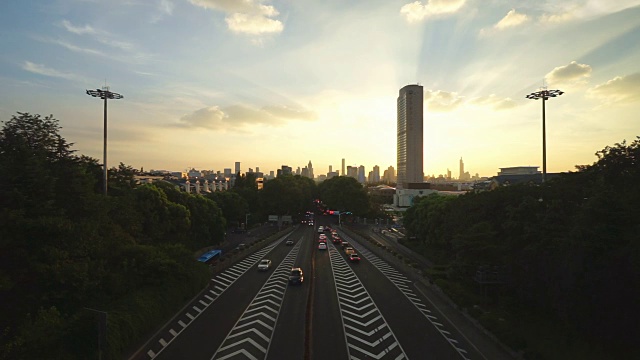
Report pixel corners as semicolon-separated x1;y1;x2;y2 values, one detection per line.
1;0;639;178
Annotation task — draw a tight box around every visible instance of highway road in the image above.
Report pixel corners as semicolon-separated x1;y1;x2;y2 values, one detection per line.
131;216;508;360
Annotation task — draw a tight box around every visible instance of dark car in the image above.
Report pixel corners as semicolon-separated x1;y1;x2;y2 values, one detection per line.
289;267;304;285
349;254;361;263
285;239;294;246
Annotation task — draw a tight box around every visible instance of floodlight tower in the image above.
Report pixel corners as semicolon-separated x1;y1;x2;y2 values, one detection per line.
526;87;563;183
86;86;123;195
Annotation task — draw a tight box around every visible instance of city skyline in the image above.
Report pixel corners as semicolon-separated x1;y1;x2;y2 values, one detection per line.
1;1;639;177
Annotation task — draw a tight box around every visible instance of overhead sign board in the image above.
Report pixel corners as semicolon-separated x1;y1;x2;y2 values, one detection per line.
268;215;278;221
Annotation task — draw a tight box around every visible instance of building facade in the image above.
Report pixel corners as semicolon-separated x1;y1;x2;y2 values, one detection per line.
397;84;424;189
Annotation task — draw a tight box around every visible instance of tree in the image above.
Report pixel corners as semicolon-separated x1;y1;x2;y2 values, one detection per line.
260;175;317;217
318;176;370;215
206;191;249;228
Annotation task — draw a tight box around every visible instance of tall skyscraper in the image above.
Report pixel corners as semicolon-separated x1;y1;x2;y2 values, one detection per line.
329;165;333;173
373;165;380;183
342;159;345;177
235;162;241;175
383;166;395;183
459;157;464;180
357;165;365;184
397;84;424;189
308;160;314;179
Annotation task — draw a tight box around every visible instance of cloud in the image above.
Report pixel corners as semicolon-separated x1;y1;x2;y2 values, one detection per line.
151;0;175;23
46;38;106;56
588;73;640;104
538;12;574;24
545;61;592;86
61;20;96;35
494;9;529;30
400;0;466;23
59;20;135;51
479;9;529;36
226;13;283;35
424;90;464;112
177;104;317;130
22;61;77;80
469;94;517;110
189;0;284;36
262;105;317;120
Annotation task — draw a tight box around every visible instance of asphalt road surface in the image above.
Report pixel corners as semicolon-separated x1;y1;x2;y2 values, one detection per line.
130;216;511;360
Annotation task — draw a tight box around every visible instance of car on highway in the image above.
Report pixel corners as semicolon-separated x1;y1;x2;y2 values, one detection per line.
317;226;324;233
341;241;350;249
289;267;304;285
237;243;246;250
332;237;342;245
285;239;294;246
318;242;327;250
349;254;360;263
345;247;355;255
319;234;327;240
258;259;272;271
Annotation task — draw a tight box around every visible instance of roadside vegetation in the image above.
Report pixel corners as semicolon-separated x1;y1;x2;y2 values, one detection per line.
0;112;319;359
401;137;640;359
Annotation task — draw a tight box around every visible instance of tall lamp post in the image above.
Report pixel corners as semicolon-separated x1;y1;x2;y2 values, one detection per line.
526;88;563;183
86;86;123;195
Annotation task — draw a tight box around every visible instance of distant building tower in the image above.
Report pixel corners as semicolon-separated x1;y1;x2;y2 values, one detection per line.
383;166;396;183
342;158;345;177
397;84;424;189
373;165;380;183
308;160;314;179
235;162;241;175
329;165;333;173
347;166;358;179
459;158;464;180
357;165;365;184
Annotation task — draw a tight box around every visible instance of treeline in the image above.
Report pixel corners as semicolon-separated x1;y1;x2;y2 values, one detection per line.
0;113;233;358
403;137;640;357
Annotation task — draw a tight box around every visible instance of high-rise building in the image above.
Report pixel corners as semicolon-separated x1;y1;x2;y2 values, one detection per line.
357;165;365;184
347;166;357;179
342;158;345;177
383;166;395;183
329;165;333;173
308;160;314;179
235;162;241;175
372;165;380;183
277;165;292;177
397;84;424;189
459;158;464;180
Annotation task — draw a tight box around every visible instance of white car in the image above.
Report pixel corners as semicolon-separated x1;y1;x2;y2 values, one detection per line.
318;226;324;233
318;242;327;250
258;259;272;271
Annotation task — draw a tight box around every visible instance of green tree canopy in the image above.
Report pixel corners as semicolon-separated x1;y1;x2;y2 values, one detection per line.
317;176;369;215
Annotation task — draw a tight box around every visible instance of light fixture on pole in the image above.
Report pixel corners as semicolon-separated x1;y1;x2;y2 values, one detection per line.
526;88;563;183
86;86;123;195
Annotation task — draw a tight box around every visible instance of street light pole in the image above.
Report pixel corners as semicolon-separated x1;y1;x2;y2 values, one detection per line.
526;88;563;183
86;86;123;195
